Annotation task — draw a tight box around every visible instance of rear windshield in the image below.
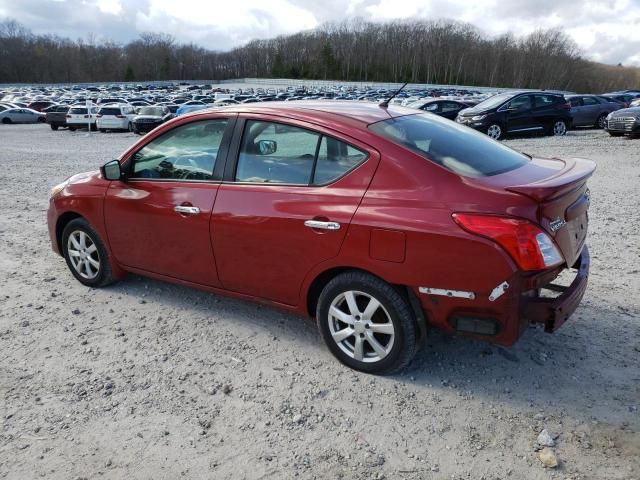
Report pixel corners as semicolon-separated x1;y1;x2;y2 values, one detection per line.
69;107;87;114
99;107;121;115
369;113;529;177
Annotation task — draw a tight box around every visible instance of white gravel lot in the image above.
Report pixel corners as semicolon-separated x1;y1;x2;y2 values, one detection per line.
0;124;638;480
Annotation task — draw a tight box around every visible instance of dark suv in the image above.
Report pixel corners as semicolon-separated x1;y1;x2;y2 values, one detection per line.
456;91;572;139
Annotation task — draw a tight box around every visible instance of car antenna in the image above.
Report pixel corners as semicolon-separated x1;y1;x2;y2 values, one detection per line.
379;82;408;108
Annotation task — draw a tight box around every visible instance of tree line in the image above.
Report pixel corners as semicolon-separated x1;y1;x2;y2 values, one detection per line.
1;17;638;92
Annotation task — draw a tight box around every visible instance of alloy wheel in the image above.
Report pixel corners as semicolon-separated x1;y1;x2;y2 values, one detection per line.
487;124;502;140
553;121;567;136
66;230;100;280
327;290;395;363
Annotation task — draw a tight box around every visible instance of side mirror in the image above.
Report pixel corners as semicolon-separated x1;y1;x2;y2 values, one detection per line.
257;139;277;155
101;159;123;181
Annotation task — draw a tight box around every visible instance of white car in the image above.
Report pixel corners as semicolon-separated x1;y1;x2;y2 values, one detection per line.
96;104;136;132
0;107;45;124
66;105;98;131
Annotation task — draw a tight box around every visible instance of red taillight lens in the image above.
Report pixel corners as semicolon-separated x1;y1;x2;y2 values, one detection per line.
452;214;564;271
115;114;125;118
96;113;103;117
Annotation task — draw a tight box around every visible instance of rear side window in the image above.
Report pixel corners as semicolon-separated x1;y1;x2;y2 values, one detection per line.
314;137;368;185
235;120;368;185
369;113;528;177
534;94;561;107
582;96;599;106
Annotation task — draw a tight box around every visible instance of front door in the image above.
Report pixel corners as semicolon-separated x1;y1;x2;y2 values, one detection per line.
211;117;379;305
104;116;234;286
504;94;535;132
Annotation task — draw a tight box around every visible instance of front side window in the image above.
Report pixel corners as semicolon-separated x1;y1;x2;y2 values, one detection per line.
369;113;529;177
129;119;228;181
235;120;368;185
506;95;532;111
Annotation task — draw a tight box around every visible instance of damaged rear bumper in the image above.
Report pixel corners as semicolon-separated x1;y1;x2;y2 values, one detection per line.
522;246;590;332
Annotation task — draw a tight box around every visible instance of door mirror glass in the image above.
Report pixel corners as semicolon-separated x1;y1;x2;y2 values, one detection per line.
257;139;277;155
102;159;122;181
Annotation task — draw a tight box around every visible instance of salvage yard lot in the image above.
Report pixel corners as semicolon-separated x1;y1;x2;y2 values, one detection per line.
0;125;639;479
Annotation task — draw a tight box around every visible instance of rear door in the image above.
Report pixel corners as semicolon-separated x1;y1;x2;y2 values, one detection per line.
531;93;564;129
580;96;600;125
211;116;379;305
104;116;235;286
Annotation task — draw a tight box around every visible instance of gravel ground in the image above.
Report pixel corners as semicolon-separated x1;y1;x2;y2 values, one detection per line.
0;124;638;480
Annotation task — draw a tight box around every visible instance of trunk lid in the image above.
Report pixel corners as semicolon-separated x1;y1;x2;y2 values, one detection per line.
477;156;596;267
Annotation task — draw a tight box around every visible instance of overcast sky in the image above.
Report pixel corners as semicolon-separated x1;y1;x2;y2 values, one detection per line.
1;0;639;66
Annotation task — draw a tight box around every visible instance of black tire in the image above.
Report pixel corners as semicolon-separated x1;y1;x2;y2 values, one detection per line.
90;124;97;132
317;271;418;375
128;122;133;132
608;132;624;137
50;124;59;131
99;128;106;133
68;127;76;131
486;123;503;140
2;117;11;124
61;218;116;288
37;116;46;123
595;114;607;129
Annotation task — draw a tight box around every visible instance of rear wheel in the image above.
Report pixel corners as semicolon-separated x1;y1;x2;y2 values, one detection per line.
486;123;503;140
551;120;567;136
99;128;106;133
62;218;115;288
37;116;46;123
608;132;624;137
90;124;97;131
50;124;59;131
68;126;76;131
2;118;11;124
595;114;607;129
317;271;417;374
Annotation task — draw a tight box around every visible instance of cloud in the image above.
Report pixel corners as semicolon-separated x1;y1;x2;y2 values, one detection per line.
0;0;638;65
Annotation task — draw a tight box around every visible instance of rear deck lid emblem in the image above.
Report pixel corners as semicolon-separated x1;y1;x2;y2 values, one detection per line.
549;218;567;232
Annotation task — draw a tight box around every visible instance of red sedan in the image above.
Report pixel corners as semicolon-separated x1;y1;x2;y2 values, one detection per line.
47;101;594;374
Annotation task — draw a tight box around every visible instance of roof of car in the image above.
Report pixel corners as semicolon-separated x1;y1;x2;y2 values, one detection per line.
191;100;418;126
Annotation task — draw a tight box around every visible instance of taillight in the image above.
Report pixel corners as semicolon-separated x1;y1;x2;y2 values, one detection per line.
96;114;103;117
115;115;125;118
65;114;71;118
452;214;564;271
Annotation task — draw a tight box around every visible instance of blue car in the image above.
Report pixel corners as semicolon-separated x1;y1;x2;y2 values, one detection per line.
176;101;208;116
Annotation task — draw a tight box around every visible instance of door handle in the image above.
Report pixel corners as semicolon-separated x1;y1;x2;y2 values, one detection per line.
304;220;341;230
174;205;200;215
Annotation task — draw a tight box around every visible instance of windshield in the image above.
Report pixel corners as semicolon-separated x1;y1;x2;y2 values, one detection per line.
369;113;528;177
472;92;514;111
138;107;164;116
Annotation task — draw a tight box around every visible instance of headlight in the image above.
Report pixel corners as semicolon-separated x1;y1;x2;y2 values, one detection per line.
50;180;69;199
471;114;486;121
606;113;612;120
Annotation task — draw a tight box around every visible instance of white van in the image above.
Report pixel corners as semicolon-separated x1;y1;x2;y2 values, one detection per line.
66;105;98;131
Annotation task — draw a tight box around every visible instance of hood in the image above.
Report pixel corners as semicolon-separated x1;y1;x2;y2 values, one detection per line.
458;105;491;116
134;115;163;121
609;107;640;118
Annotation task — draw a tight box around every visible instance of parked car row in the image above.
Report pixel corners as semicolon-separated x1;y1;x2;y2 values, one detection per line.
2;84;639;138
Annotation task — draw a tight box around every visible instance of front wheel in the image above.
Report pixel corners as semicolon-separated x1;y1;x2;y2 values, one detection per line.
317;271;418;374
62;218;116;288
486;123;503;140
551;120;567;136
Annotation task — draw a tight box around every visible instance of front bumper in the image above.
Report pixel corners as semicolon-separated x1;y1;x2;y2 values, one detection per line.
605;118;640;134
522;246;590;333
456;117;488;130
